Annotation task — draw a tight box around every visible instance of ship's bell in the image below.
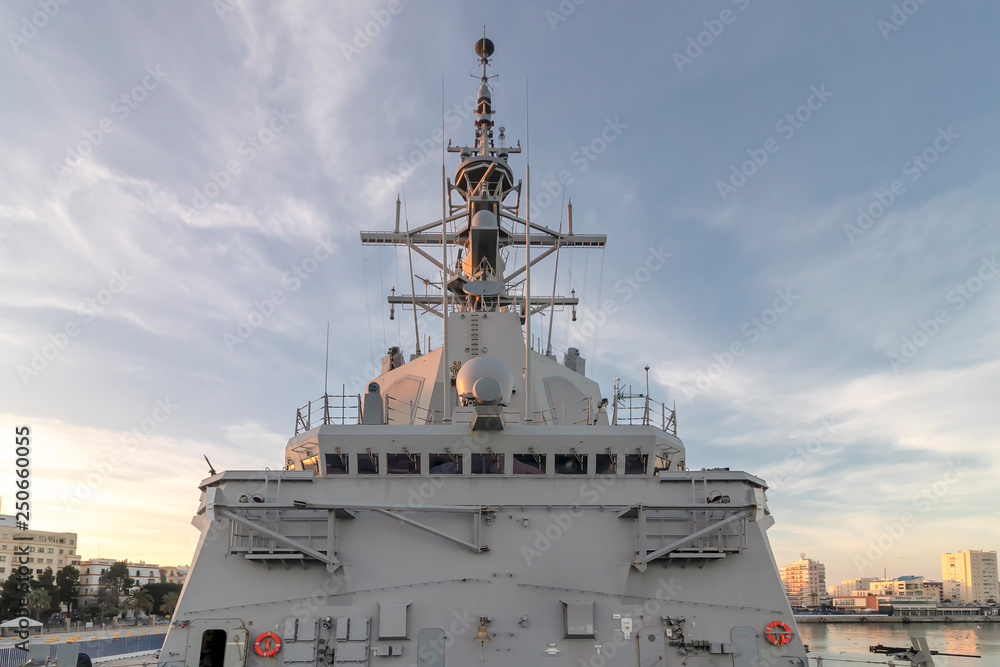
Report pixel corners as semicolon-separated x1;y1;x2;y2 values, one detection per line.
474;618;491;642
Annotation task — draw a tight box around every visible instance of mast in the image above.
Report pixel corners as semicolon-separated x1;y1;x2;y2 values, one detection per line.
358;38;608;418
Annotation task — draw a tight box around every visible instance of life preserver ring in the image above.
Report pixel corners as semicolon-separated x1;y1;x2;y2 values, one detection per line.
764;620;793;646
254;632;282;657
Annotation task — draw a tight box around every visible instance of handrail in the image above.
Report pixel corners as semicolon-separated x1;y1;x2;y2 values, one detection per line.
295;392;361;434
612;389;677;436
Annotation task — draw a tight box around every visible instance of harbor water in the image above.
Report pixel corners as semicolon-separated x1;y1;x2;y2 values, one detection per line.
801;622;1000;666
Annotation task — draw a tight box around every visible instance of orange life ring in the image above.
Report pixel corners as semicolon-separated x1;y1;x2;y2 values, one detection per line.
764;620;792;646
254;631;282;657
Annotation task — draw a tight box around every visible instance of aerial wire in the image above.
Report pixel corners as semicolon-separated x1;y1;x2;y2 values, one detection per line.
362;248;375;361
378;244;387;352
524;76;532;423
393;207;402;343
441;74;451;423
401;183;421;357
324;321;330;397
545;196;565;357
591;248;606;376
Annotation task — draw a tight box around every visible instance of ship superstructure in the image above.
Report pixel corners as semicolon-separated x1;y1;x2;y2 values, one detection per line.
155;38;808;667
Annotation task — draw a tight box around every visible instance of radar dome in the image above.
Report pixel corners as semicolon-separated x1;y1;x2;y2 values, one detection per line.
455;355;514;405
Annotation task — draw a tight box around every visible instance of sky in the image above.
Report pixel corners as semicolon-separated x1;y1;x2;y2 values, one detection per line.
1;1;998;589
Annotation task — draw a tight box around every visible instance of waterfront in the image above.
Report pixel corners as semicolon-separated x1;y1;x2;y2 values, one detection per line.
801;622;1000;666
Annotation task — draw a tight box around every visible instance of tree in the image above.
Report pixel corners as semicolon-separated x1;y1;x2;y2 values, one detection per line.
124;589;154;620
80;603;119;623
161;591;180;616
32;567;60;615
27;588;51;620
57;566;80;613
0;573;25;619
98;562;135;609
144;582;183;614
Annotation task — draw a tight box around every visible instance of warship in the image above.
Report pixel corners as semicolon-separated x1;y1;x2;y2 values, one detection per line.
152;38;809;667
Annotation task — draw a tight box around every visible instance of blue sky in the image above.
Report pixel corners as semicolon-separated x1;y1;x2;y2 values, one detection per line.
1;1;998;588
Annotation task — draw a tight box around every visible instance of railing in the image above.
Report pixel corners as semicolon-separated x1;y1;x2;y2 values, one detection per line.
613;391;677;436
0;634;167;667
295;390;361;434
385;395;444;424
294;386;677;434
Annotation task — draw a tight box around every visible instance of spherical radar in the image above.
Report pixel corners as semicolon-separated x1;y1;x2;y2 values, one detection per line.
455;355;513;405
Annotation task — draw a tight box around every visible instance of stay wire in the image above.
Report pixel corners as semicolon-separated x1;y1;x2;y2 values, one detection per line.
378;245;387;352
590;247;605;375
362;248;375;362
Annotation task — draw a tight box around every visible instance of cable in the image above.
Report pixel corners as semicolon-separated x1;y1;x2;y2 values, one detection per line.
362;248;375;361
590;247;605;374
378;246;387;352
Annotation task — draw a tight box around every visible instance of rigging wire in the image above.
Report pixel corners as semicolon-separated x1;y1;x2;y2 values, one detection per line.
563;229;576;353
393;223;402;343
590;247;606;376
401;182;421;357
378;245;387;353
361;248;375;362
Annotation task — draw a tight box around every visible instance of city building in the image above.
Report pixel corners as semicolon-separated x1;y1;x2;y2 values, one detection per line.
868;575;934;599
942;550;1000;603
891;599;939;617
828;577;875;597
831;595;879;612
924;580;944;602
780;553;827;608
159;565;190;584
0;512;81;578
78;558;160;606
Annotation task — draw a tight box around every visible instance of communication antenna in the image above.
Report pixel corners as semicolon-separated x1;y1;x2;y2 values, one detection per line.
441;75;451;423
545;212;564;357
324;321;330;396
524;77;532;423
401;188;422;356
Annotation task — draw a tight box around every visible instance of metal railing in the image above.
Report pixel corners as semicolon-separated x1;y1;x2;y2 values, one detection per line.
612;391;677;436
0;634;166;667
293;385;677;434
295;390;361;434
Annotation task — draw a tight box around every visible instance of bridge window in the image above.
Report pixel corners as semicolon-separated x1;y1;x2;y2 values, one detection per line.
625;453;646;475
429;453;462;474
325;453;349;474
595;453;616;475
301;455;320;474
357;452;379;474
513;453;545;474
388;453;420;474
471;453;504;474
555;454;587;475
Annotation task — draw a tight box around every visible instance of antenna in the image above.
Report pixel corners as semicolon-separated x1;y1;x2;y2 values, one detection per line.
546;211;564;356
204;455;217;476
441;74;451;424
402;187;422;356
524;76;532;424
324;321;330;396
